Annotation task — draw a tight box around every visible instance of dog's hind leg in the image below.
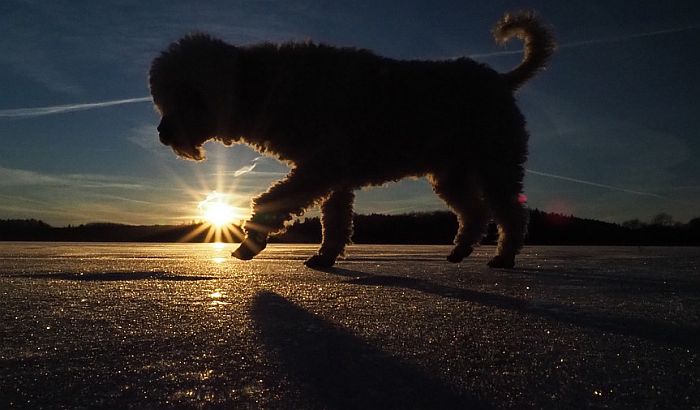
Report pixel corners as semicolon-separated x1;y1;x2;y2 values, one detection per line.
304;189;355;268
429;171;489;263
232;167;332;261
482;167;528;269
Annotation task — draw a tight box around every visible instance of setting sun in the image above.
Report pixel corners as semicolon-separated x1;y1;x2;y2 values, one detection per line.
198;191;240;227
177;191;247;243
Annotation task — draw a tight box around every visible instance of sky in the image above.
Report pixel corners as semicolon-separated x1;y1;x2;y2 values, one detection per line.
1;0;699;226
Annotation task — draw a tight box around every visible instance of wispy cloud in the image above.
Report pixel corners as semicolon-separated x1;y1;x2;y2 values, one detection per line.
469;24;700;59
232;156;266;177
213;155;289;179
0;165;148;190
0;96;151;119
0;165;189;225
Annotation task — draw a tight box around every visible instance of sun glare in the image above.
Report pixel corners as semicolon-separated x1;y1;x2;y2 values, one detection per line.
178;191;247;244
198;191;238;227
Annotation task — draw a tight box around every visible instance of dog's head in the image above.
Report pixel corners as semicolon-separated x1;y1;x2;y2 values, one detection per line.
149;34;237;161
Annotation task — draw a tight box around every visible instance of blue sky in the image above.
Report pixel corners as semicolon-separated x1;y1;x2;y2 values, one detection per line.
1;0;699;226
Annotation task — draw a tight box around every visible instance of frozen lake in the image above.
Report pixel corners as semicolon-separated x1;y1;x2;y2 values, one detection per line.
1;243;699;408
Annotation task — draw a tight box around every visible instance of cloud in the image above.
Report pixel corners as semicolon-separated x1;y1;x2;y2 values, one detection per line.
233;164;257;177
231;156;273;177
0;164;189;225
212;154;289;179
0;96;151;119
0;165;149;190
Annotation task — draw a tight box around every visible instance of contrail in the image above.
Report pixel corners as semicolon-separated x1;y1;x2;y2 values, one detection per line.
525;169;667;199
469;24;700;59
0;96;152;119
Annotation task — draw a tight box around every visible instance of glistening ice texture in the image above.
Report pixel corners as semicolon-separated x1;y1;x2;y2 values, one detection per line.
1;243;698;408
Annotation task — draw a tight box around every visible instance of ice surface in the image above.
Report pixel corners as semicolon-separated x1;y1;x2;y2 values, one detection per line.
1;243;699;408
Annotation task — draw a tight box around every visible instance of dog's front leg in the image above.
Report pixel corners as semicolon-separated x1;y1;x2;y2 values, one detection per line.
232;167;332;260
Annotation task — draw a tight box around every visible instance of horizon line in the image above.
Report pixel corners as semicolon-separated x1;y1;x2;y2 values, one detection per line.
1;207;694;229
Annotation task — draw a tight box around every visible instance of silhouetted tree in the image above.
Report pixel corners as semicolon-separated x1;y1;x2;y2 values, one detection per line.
651;213;674;227
622;219;644;230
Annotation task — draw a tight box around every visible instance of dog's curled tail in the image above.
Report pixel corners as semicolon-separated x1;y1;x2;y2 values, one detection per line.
493;11;555;89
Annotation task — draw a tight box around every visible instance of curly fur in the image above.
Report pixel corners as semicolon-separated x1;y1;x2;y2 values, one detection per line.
149;11;555;268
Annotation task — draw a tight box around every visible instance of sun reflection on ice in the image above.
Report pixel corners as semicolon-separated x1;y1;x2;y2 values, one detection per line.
210;242;230;264
208;289;229;307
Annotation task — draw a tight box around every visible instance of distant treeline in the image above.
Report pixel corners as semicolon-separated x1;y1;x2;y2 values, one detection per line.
0;219;245;243
279;210;700;246
1;210;699;245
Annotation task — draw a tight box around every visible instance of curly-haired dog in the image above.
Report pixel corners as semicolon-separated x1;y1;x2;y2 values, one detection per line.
149;12;555;268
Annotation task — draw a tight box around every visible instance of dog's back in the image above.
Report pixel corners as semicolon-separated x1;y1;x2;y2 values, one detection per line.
240;43;519;167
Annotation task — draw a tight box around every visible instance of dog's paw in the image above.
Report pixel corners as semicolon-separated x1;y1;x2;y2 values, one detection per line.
232;235;267;261
304;253;337;268
447;246;473;263
487;255;515;269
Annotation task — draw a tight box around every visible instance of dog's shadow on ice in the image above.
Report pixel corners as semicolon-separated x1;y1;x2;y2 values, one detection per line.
250;291;488;409
318;267;700;349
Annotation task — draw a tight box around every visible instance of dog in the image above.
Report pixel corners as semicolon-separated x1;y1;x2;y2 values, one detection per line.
149;11;554;268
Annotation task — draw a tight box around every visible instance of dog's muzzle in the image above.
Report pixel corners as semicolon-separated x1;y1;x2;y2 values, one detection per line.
158;132;171;146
